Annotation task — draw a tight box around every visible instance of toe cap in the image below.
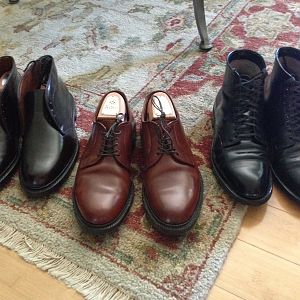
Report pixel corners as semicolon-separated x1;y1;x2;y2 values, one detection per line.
224;159;271;201
145;169;201;225
75;173;130;225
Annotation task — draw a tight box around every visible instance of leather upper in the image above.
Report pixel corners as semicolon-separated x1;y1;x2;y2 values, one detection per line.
142;120;195;170
266;47;300;197
142;92;201;225
19;56;78;191
74;91;135;225
212;50;271;201
0;56;21;178
19;56;76;134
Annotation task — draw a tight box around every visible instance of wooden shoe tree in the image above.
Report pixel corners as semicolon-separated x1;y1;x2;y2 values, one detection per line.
0;71;10;92
97;92;126;121
147;92;176;121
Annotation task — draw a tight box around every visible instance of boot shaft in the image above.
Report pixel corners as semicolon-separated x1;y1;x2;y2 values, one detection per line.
266;47;300;147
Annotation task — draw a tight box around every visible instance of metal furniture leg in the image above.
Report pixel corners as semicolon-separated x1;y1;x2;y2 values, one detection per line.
193;0;213;51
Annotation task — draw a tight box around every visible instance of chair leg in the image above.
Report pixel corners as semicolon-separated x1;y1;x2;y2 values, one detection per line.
193;0;212;51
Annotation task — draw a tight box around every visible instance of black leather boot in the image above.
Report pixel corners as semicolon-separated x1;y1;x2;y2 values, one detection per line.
19;56;78;197
212;50;272;205
266;47;300;202
0;56;21;184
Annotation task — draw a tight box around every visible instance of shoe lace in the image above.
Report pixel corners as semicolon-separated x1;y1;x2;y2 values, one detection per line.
284;78;300;142
100;113;124;156
151;95;176;154
233;72;265;143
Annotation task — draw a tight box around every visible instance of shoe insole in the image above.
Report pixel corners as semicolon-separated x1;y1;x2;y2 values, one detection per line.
230;59;261;78
0;71;10;92
97;92;126;121
147;91;176;121
280;56;300;80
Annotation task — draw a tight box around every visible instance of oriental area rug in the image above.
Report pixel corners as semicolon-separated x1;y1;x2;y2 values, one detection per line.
0;0;299;299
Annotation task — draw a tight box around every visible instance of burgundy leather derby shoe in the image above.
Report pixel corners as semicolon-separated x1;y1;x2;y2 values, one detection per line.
73;91;135;234
141;91;203;235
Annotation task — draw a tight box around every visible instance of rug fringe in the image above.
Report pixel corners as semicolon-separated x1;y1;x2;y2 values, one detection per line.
0;221;131;300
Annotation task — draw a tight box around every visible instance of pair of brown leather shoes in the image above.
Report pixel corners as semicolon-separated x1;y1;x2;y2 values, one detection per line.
73;91;203;235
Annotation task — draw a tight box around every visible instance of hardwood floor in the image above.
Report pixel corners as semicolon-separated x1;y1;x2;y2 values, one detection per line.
209;187;300;300
0;186;299;300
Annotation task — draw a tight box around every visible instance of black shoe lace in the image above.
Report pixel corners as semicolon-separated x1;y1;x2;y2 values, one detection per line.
151;95;176;154
100;113;124;156
233;72;265;143
284;78;300;142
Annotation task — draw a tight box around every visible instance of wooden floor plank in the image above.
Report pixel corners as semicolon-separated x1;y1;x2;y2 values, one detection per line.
0;280;30;300
0;247;24;286
239;202;300;265
268;186;300;216
0;246;82;300
208;285;243;300
215;239;300;300
13;276;83;300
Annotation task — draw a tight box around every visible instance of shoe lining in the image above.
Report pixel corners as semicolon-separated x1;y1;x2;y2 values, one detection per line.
280;56;300;80
230;59;261;77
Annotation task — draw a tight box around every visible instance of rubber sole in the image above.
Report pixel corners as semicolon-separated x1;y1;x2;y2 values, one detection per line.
19;140;79;198
142;174;204;236
73;183;135;235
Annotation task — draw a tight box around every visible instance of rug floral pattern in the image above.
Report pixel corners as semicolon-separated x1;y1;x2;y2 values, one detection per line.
0;0;299;299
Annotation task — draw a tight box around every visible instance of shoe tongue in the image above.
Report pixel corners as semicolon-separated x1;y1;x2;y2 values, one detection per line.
240;74;251;80
238;72;266;89
100;113;125;130
239;71;264;82
153;117;173;127
101;119;116;129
